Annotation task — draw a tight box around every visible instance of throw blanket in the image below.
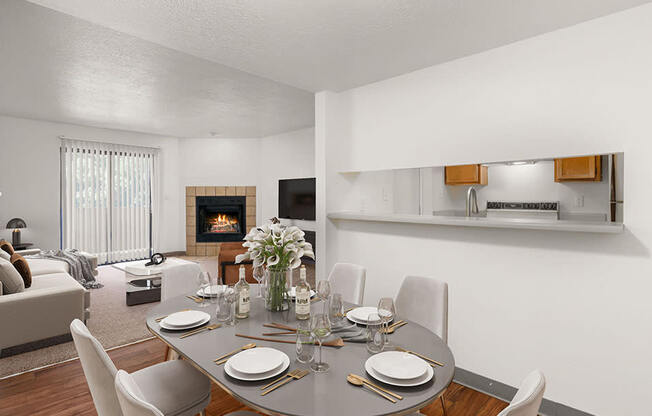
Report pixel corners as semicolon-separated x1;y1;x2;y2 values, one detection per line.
31;249;103;289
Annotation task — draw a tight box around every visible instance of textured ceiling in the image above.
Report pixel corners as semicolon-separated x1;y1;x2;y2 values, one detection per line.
26;0;651;92
0;0;314;138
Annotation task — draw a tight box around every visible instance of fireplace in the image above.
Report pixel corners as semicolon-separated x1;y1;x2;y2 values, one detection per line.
196;196;246;242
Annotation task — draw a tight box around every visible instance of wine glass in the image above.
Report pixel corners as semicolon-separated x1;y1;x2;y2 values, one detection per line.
310;313;331;373
196;272;210;308
316;280;331;313
253;266;265;298
377;297;396;344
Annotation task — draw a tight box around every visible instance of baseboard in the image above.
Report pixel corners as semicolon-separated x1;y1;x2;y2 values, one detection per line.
0;333;73;358
453;367;594;416
163;251;187;257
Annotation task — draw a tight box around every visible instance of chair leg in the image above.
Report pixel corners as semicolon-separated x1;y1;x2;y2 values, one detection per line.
198;410;206;416
440;394;448;416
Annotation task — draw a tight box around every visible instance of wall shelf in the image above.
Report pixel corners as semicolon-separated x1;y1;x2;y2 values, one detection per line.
327;211;624;234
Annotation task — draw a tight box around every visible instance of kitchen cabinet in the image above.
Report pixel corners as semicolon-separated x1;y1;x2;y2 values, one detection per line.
445;164;488;185
554;156;602;182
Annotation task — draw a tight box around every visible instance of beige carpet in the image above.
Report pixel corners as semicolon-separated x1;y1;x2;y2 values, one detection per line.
0;257;315;379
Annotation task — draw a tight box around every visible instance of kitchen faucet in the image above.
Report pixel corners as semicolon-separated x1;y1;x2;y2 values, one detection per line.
466;186;479;217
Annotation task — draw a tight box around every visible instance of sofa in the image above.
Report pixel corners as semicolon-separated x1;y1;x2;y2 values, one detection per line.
217;242;255;285
0;251;94;356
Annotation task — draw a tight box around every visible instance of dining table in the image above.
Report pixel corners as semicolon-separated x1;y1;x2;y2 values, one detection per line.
146;290;455;416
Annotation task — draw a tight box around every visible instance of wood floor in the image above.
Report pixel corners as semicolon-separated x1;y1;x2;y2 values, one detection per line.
0;338;508;416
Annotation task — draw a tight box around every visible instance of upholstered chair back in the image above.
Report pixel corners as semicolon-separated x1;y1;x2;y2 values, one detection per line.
327;263;366;305
395;275;448;344
497;370;546;416
70;319;122;416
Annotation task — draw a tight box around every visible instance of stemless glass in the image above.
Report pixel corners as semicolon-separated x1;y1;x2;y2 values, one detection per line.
216;287;236;325
366;313;385;353
316;280;331;314
310;313;331;373
329;293;344;324
295;320;314;363
253;266;265;298
206;272;218;305
196;272;210;308
377;297;396;344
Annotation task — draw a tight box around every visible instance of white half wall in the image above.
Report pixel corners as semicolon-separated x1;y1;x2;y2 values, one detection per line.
0;115;182;252
317;5;652;415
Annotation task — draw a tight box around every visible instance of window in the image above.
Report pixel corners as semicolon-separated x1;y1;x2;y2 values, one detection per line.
60;139;159;264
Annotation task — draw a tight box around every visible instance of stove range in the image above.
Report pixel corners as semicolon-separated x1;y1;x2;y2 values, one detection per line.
486;201;559;220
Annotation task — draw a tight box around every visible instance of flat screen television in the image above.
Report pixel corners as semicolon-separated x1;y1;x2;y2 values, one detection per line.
278;178;316;220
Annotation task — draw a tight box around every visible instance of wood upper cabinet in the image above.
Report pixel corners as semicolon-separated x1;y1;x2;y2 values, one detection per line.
444;164;488;185
554;156;602;182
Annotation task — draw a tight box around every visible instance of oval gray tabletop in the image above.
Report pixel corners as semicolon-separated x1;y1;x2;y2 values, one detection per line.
146;293;455;416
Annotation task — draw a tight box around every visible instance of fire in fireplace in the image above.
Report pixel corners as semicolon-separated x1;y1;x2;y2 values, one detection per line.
196;196;246;242
206;213;240;234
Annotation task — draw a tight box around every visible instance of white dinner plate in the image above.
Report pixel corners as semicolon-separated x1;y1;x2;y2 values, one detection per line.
368;351;429;380
287;287;316;299
197;285;226;298
161;310;211;328
225;352;290;381
346;307;394;325
228;347;286;375
365;356;434;387
159;314;210;331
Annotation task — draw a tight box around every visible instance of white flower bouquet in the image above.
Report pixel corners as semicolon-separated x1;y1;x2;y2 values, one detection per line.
236;219;314;311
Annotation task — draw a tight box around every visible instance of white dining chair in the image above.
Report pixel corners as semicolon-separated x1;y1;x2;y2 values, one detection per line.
497;370;546;416
395;275;448;343
327;262;366;304
395;275;448;415
70;319;211;416
115;370;258;416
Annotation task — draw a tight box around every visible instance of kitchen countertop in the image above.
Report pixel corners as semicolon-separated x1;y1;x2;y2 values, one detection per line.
327;211;624;233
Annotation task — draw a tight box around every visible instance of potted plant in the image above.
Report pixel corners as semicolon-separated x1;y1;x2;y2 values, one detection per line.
236;218;315;311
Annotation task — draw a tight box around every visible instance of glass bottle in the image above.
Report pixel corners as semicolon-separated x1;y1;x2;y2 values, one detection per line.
234;265;250;319
295;265;311;320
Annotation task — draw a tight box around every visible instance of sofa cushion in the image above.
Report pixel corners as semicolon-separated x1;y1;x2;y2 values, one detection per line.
0;240;14;256
26;258;70;276
10;253;32;288
0;257;24;294
0;249;9;261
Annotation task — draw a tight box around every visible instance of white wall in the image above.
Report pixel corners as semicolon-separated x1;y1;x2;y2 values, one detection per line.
258;128;315;230
317;5;652;415
0;115;183;252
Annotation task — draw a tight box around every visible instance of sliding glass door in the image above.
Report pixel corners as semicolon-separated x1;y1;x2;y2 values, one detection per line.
60;139;158;264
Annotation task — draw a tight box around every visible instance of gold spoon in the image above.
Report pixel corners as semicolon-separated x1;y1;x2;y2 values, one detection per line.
214;343;256;364
346;375;396;403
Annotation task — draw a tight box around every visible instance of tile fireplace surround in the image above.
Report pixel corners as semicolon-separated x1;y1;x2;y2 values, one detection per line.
186;186;256;256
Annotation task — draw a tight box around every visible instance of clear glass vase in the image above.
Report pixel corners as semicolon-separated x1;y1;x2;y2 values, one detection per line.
264;266;290;311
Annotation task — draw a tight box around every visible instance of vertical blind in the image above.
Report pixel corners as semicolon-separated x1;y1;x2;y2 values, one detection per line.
60;138;159;264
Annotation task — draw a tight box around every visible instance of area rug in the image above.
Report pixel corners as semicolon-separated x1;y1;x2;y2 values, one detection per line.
0;264;159;379
0;256;315;379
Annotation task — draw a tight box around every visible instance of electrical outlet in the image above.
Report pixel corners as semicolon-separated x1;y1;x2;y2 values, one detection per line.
574;195;584;208
382;187;389;202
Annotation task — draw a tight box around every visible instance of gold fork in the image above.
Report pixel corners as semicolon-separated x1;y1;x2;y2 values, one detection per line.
260;369;301;390
261;369;309;396
179;324;220;339
186;295;203;303
382;321;407;334
394;346;444;367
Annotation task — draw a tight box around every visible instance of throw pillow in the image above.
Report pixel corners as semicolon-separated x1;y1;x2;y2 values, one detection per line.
0;248;9;261
0;240;14;256
10;253;32;288
0;257;25;294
